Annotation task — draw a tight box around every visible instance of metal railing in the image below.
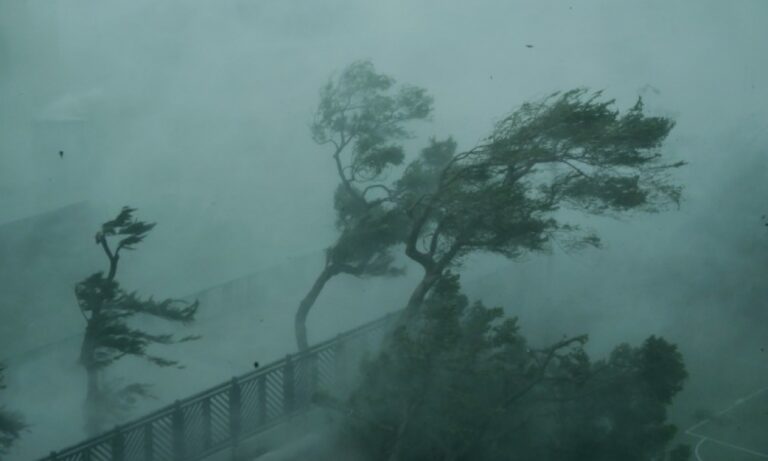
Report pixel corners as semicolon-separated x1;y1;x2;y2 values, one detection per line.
43;311;400;461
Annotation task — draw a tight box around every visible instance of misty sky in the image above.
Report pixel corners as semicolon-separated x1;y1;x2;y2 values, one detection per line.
1;1;767;459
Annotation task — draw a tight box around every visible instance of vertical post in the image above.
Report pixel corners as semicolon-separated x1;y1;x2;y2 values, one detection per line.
283;354;295;414
144;422;154;461
309;352;320;399
111;427;125;461
48;452;57;461
334;335;347;393
82;448;91;461
202;396;212;450
229;378;242;446
172;400;185;461
257;374;267;426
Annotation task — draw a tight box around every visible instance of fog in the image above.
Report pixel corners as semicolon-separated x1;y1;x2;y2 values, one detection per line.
1;1;766;460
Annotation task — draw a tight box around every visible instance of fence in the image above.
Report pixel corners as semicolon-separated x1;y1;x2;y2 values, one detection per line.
43;311;400;461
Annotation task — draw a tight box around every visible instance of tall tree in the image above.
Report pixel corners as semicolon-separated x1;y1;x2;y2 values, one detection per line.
295;60;433;350
76;207;199;435
397;89;684;317
0;364;25;460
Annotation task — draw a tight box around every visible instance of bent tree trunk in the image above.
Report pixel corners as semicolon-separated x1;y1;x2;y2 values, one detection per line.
403;270;441;318
295;264;339;351
79;328;102;435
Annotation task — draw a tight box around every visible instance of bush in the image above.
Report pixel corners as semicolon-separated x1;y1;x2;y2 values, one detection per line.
341;274;690;461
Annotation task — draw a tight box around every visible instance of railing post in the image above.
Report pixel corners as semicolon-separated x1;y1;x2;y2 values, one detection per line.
283;354;295;414
172;400;185;461
257;374;267;426
202;396;212;450
111;426;125;461
229;378;242;446
334;335;347;392
309;352;320;399
144;422;155;461
48;452;57;461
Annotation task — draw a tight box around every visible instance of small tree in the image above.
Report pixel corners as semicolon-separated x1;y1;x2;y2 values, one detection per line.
75;207;199;435
334;275;689;461
295;60;433;350
549;335;690;461
0;364;25;460
397;90;684;316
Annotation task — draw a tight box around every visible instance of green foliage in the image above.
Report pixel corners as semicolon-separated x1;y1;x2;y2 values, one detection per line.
96;206;156;252
313;60;434;278
396;137;457;209
75;272;198;369
76;207;199;432
296;61;434;350
312;60;432;181
401;89;684;287
551;336;689;461
329;199;409;278
342;277;688;461
0;365;25;459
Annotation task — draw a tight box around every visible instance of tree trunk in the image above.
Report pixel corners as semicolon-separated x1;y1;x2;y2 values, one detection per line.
295;264;338;351
403;270;441;318
80;328;102;435
83;366;102;435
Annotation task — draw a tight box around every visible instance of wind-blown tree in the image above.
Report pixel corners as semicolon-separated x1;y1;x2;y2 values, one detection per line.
397;90;684;316
331;274;690;461
76;207;199;435
549;335;691;461
295;60;433;350
0;364;25;460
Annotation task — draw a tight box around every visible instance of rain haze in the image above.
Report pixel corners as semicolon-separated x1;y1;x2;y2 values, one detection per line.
0;1;766;460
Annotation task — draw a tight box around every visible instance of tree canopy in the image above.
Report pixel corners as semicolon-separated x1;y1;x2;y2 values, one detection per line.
338;275;690;461
76;207;199;433
397;89;684;314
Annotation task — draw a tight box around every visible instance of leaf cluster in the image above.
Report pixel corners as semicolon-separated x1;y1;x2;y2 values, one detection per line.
313;61;434;279
312;60;432;184
401;89;684;275
76;272;199;370
345;275;589;460
96;206;156;254
343;277;689;461
549;336;689;461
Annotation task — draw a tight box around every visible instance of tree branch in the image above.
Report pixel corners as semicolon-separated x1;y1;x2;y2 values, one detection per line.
560;159;592;179
362;184;395;200
405;206;437;273
503;335;588;409
428;220;445;257
97;234;119;281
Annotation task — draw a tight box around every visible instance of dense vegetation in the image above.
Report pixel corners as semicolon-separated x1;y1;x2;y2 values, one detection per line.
340;275;691;461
